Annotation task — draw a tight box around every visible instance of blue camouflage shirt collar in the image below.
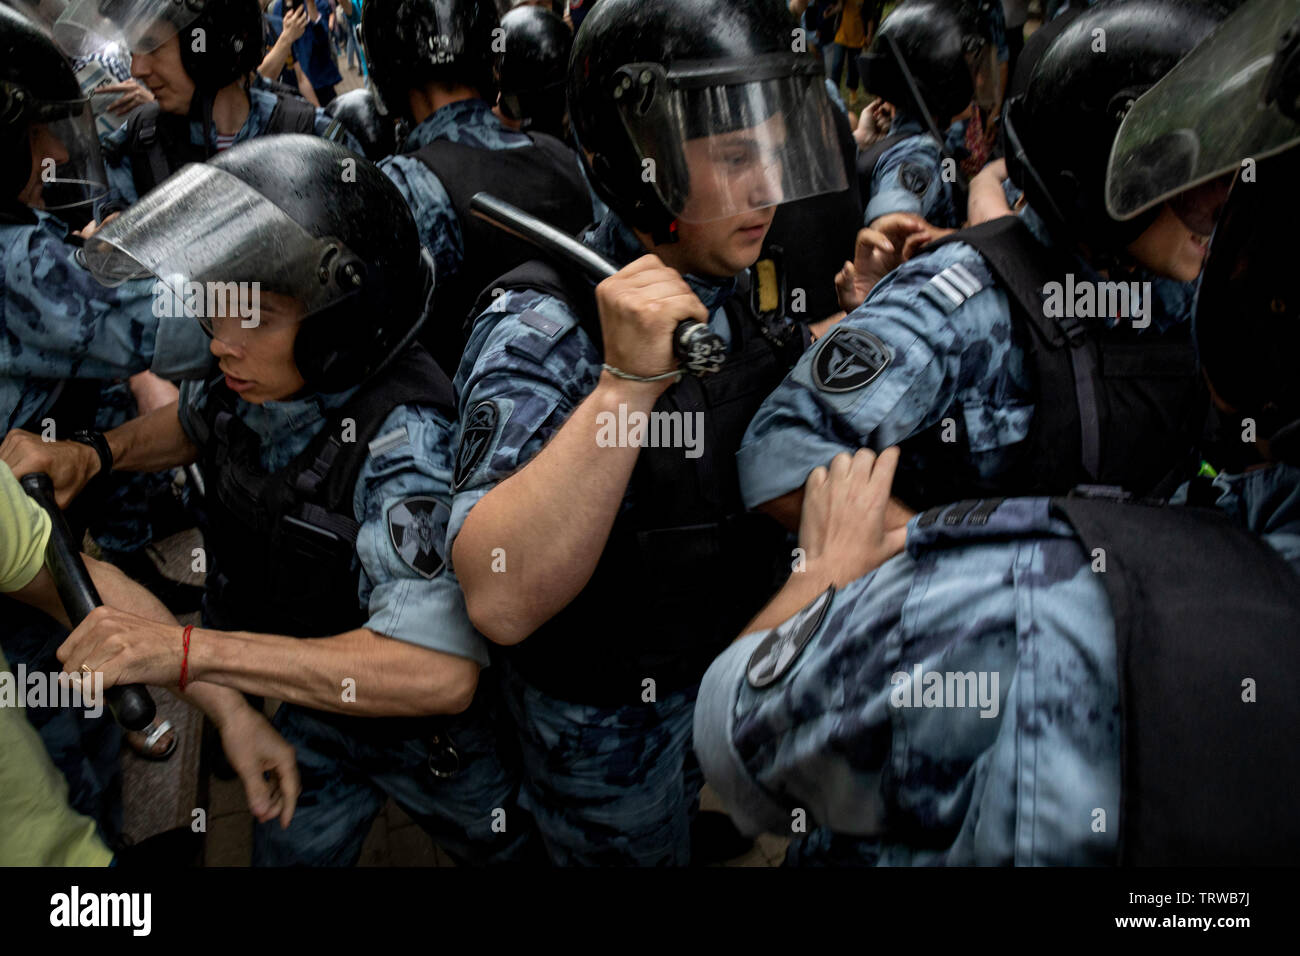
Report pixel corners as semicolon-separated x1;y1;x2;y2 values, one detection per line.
399;98;500;152
581;211;738;315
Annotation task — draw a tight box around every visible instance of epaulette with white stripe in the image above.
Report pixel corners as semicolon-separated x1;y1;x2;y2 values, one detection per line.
919;261;986;314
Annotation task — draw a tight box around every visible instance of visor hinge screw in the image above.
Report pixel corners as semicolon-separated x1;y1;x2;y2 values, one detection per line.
639;70;652;85
318;267;329;283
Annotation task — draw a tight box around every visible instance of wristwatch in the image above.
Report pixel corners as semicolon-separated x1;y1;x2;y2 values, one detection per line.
67;429;113;478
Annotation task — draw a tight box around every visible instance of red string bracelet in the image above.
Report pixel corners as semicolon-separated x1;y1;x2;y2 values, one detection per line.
179;624;194;692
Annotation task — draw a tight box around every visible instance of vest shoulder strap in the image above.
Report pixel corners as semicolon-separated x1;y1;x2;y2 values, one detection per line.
856;130;912;191
930;217;1104;482
265;92;318;135
124;102;174;192
1053;495;1300;864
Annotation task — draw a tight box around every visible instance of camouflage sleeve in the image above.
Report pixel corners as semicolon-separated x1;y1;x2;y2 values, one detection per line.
379;154;464;289
737;242;1015;509
864;135;946;225
352;402;489;665
445;289;602;557
0;216;212;384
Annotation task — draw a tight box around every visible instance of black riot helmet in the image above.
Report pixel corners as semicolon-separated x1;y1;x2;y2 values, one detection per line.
569;0;846;243
81;136;434;393
323;88;397;160
59;0;263;92
1003;0;1230;256
0;2;108;220
1116;0;1300;464
858;0;997;124
497;4;570;138
362;0;501;119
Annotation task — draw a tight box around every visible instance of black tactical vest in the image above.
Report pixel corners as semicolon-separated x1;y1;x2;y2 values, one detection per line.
469;260;804;706
1052;492;1300;864
182;346;455;638
114;93;317;198
409;132;593;377
896;217;1206;509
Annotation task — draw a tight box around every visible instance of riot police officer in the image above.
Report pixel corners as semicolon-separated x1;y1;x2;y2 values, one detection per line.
856;0;997;230
495;3;571;141
15;136;539;866
740;0;1232;527
362;0;592;376
62;0;359;215
447;0;847;865
695;0;1300;864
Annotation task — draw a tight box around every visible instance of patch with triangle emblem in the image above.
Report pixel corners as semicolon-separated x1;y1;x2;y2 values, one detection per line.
812;326;892;393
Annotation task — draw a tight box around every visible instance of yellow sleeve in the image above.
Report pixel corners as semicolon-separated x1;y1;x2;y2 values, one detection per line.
0;461;51;593
0;648;113;865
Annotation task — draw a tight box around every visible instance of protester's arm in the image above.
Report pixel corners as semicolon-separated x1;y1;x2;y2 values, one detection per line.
294;63;320;106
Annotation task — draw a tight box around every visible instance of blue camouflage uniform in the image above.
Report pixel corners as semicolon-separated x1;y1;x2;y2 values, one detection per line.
447;211;743;866
170;375;535;866
862;111;961;228
378;99;534;287
0;206;212;844
737;205;1193;511
695;463;1300;865
98;87;358;214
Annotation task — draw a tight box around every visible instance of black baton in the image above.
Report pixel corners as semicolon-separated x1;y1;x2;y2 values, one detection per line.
468;192;726;376
20;472;160;733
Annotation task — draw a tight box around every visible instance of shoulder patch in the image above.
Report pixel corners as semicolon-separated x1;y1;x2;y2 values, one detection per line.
747;586;835;689
812;326;892;393
920;261;987;314
453;400;498;490
387;496;450;580
899;161;932;196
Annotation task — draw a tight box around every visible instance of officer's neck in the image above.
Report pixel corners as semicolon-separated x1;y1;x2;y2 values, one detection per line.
209;82;252;137
407;83;482;126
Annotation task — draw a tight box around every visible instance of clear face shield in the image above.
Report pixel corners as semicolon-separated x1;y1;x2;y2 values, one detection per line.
15;91;110;219
1106;0;1300;222
56;0;198;55
81;163;366;336
611;53;847;223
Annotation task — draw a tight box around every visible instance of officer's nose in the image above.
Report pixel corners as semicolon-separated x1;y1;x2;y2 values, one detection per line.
208;326;246;359
748;157;784;209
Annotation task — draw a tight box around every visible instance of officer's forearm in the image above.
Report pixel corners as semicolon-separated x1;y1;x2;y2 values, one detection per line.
105;401;198;474
82;555;248;726
453;373;658;645
187;626;479;716
758;487;805;533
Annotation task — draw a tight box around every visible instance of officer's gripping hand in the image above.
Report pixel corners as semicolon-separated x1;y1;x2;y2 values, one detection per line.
57;606;185;689
595;254;710;395
798;447;910;586
0;429;102;509
215;703;301;830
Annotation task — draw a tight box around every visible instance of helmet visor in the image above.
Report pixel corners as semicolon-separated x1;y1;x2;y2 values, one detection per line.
58;0;199;54
21;95;109;219
1106;0;1300;221
612;54;847;223
81;163;363;332
49;0;126;57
